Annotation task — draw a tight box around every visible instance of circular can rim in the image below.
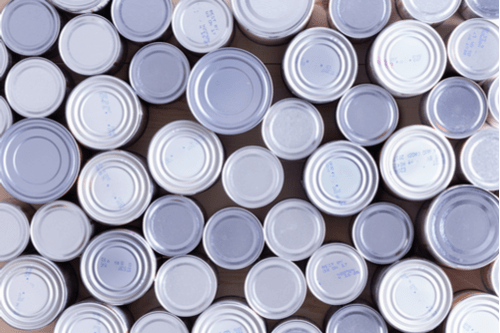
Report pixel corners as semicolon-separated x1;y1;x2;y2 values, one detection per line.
48;0;110;14
487;77;499;123
272;318;322;333
0;202;30;262
130;310;189;333
0;95;13;136
444;293;499;333
464;0;499;19
325;303;388;333
400;0;461;24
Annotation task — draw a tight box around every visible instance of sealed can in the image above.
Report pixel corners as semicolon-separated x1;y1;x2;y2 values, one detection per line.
131;310;189;333
272;318;321;333
395;0;461;26
0;96;13;137
0;38;11;82
482;259;499;296
325;304;388;333
0;202;31;262
460;0;499;19
483;76;499;127
48;0;110;14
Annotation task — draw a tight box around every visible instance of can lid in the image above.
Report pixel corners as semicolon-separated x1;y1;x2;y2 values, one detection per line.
187;47;273;135
129;43;190;104
487;77;499;124
59;14;122;76
303;141;379;216
0;118;81;204
78;150;154;225
491;259;500;296
272;319;322;333
464;0;499;19
326;304;388;333
0;202;30;262
203;207;265;270
262;98;324;160
379;125;455;201
352;202;413;265
264;198;325;261
400;0;460;24
31;200;92;262
448;19;499;81
222;146;284;209
80;229;156;305
0;96;13;137
172;0;233;54
148;120;223;195
337;84;399;146
48;0;110;14
283;28;357;104
306;243;368;305
155;255;217;317
0;255;68;330
131;310;189;333
0;38;10;79
445;293;499;333
6;57;65;118
143;195;204;257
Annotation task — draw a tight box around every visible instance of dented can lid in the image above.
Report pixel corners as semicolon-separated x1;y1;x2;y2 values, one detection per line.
398;0;461;24
48;0;110;14
272;319;322;333
0;96;13;137
463;0;499;19
326;304;388;333
0;202;30;262
131;310;189;333
444;293;499;333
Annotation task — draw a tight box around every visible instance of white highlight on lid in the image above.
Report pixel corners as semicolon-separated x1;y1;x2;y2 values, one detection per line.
272;319;322;333
399;0;461;24
0;202;30;262
131;311;188;333
48;0;110;14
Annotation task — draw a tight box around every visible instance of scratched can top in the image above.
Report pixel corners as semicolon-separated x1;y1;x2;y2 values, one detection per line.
172;0;233;54
272;319;322;333
48;0;110;14
66;75;145;150
0;96;13;137
305;243;368;306
368;20;446;98
461;0;499;19
80;229;156;306
447;19;499;82
325;304;388;333
379;125;455;201
396;0;460;25
77;150;154;225
485;77;499;126
131;310;189;333
0;202;30;262
443;293;499;333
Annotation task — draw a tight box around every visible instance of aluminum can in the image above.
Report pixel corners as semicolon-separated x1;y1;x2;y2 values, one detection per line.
482;258;500;296
0;38;11;82
325;304;388;333
131;310;189;333
483;76;499;127
460;0;499;19
0;96;13;137
0;202;31;262
48;0;110;14
272;319;321;333
395;0;461;26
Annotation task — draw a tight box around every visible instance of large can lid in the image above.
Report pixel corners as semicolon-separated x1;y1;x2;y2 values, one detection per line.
131;310;189;333
444;293;499;333
48;0;110;14
399;0;461;24
325;304;388;333
463;0;499;19
0;202;30;262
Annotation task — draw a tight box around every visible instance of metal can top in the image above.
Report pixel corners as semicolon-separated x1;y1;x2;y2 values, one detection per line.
31;200;92;262
264;198;325;262
283;28;357;104
131;310;189;333
326;304;388;333
303;141;379;216
0;118;81;204
0;202;30;262
0;38;10;79
187;47;273;135
424;185;499;270
0;255;68;330
6;57;66;118
143;195;204;257
305;243;368;305
155;255;218;317
78;150;154;225
272;319;322;333
369;20;446;98
444;293;499;333
262;98;324;160
48;0;110;14
399;0;460;24
172;0;233;54
222;146;284;209
203;207;265;270
337;84;399;147
0;96;13;137
489;259;500;296
352;202;413;265
80;229;156;305
111;0;173;43
379;125;455;201
448;19;499;81
245;257;307;320
487;77;499;124
148;120;224;195
464;0;499;19
59;14;122;76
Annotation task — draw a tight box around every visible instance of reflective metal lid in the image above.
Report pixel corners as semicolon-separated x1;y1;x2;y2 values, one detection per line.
59;14;122;76
337;84;399;147
448;19;499;81
491;259;500;296
48;0;110;14
148;120;224;195
155;255;217;317
0;96;13;137
264;198;325;262
0;0;60;56
399;0;460;24
379;125;455;201
131;310;189;333
445;293;499;333
0;255;68;330
464;0;499;19
222;146;284;209
262;98;324;160
187;47;273;135
77;150;154;225
0;202;30;262
306;243;368;305
272;319;322;333
303;141;379;216
203;207;265;270
80;229;156;305
326;304;388;333
0;38;10;79
283;28;357;104
6;57;65;118
0;118;81;204
172;0;233;54
487;77;499;124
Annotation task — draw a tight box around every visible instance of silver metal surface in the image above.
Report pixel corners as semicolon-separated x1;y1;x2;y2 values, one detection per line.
482;259;500;296
461;0;499;19
326;304;388;333
48;0;110;14
396;0;460;25
272;319;322;333
484;76;499;126
0;38;11;80
0;202;30;262
131;310;189;333
0;96;13;137
444;293;499;333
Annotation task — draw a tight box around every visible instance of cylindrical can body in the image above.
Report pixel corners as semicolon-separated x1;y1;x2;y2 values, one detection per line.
481;259;500;296
483;76;499;127
0;202;32;262
395;0;461;26
48;0;110;14
459;0;499;20
131;310;189;333
325;304;388;333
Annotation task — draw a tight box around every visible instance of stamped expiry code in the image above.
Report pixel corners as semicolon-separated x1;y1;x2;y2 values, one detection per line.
321;260;360;280
164;139;200;165
463;29;489;58
393;148;440;174
324;161;347;206
99;92;116;137
94;163;126;210
400;274;438;317
219;327;244;333
196;7;220;45
100;257;133;273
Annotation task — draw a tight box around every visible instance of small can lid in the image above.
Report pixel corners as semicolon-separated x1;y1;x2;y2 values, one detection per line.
0;96;13;137
399;0;461;24
0;202;30;262
6;57;65;118
0;38;10;79
283;28;357;104
222;146;284;209
80;229;156;305
31;200;92;262
203;207;265;270
187;47;273;135
306;243;368;305
264;198;325;261
379;125;455;201
143;195;204;257
337;84;399;146
272;319;322;333
448;19;499;81
303;141;379;216
487;77;499;124
48;0;109;14
326;304;388;333
59;14;122;76
155;255;217;317
464;0;499;19
445;293;499;333
131;310;189;333
262;98;324;160
147;120;224;195
172;0;233;54
0;118;81;204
